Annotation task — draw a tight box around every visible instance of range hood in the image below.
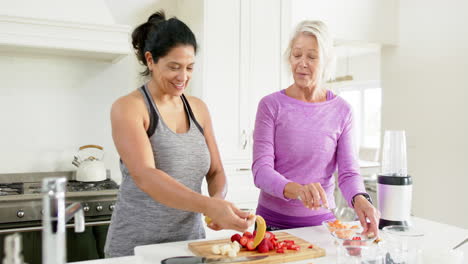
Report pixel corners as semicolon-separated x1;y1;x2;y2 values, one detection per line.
0;0;131;63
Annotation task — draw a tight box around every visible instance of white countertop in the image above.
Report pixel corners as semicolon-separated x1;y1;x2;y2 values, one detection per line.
69;217;467;264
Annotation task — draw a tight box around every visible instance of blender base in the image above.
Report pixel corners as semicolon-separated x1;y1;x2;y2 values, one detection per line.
379;218;409;229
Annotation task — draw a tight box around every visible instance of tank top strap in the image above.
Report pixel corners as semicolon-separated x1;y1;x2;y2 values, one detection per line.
181;94;204;135
139;84;159;138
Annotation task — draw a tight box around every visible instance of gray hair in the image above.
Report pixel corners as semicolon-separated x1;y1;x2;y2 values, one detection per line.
284;20;336;87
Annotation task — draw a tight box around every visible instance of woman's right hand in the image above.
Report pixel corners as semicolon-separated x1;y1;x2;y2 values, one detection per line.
284;182;329;210
205;198;255;232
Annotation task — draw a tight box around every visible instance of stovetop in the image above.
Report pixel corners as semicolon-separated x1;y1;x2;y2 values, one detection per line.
0;183;23;196
0;179;119;196
0;173;120;227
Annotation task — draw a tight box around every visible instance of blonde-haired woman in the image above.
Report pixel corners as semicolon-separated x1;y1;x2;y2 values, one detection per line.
252;20;379;236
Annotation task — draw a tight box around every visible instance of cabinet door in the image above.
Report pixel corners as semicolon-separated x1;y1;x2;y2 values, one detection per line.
240;0;282;153
182;0;282;163
202;0;243;161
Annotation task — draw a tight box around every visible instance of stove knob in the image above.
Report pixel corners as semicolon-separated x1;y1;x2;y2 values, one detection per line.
83;205;90;212
96;205;103;212
17;210;25;218
109;204;115;211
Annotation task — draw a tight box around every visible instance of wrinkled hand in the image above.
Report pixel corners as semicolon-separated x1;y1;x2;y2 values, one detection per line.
284;182;329;210
353;195;380;237
205;198;255;232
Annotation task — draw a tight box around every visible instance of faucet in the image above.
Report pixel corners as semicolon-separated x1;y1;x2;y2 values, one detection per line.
42;177;85;264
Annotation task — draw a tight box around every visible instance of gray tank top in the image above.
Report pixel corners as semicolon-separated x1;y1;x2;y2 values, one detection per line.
104;84;211;257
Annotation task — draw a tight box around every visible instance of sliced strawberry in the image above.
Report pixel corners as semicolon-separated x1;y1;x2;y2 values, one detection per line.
246;239;255;251
231;233;241;243
266;239;274;250
264;231;274;240
243;231;253;239
239;236;248;247
272;240;278;249
308;244;314;249
289;244;300;251
277;241;285;249
276;248;285;253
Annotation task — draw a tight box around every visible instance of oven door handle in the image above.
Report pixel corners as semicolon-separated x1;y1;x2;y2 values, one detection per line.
0;220;111;234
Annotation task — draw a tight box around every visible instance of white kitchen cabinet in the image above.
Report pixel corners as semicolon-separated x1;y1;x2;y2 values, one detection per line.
178;0;282;165
0;0;131;63
176;0;282;206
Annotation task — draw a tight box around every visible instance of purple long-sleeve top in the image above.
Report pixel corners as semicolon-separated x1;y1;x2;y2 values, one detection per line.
252;89;366;228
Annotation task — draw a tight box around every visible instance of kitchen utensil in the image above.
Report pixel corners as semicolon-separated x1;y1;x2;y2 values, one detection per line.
453;237;468;250
377;130;413;229
161;255;267;264
188;232;325;264
73;145;106;182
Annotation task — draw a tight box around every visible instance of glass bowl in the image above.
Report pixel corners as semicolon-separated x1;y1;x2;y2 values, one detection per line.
331;231;378;257
381;225;425;263
322;219;362;234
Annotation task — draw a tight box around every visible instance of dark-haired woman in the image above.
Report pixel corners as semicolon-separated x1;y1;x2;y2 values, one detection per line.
104;11;254;257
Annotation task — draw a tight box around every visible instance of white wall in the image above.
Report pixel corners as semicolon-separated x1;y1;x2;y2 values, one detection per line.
381;0;468;228
288;0;398;45
335;52;381;82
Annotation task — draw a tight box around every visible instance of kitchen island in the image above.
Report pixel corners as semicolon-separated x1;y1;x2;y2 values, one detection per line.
70;217;467;264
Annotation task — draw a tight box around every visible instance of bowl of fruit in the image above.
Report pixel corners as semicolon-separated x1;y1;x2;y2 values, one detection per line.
331;231;377;257
322;219;362;234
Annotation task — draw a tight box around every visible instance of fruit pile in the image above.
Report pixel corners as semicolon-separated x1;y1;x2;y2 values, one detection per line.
325;219;359;232
230;231;302;254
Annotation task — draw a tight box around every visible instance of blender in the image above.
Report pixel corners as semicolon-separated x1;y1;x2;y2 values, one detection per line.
377;130;413;229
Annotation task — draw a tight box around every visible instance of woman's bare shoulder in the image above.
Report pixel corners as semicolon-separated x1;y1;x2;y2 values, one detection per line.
184;94;209;125
184;95;209;113
111;90;147;119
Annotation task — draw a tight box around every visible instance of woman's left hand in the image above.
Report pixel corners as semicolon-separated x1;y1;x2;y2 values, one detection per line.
353;195;380;237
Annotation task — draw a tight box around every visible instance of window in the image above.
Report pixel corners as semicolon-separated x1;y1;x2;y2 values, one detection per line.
335;81;382;149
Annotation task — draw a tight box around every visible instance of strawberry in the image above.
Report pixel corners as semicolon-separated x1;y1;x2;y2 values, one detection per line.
243;231;253;239
308;244;314;249
230;233;241;243
276;248;285;253
266;239;274;250
239;236;248;247
257;239;269;253
277;241;285;249
272;240;278;249
264;231;275;240
246;238;255;251
289;244;300;251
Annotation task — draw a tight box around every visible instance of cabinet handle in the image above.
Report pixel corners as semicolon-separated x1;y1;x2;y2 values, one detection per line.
236;168;251;171
241;129;248;150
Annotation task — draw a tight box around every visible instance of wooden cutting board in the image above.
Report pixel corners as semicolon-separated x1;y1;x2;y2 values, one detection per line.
188;232;325;264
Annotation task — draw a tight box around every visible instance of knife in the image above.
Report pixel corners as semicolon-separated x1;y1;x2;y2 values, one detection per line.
161;255;268;264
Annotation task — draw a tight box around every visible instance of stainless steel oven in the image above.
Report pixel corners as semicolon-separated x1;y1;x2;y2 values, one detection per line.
0;171;118;264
